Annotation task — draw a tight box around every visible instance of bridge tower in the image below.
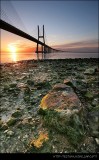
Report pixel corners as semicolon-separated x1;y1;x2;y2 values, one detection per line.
36;25;45;60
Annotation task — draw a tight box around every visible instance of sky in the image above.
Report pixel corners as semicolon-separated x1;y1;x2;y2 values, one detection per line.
1;0;99;62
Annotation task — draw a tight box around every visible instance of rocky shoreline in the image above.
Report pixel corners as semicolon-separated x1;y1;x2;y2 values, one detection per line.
0;58;99;153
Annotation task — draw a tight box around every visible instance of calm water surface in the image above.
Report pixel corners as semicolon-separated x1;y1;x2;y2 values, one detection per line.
1;52;98;63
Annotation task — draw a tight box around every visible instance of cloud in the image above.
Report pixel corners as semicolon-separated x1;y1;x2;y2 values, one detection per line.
52;39;98;52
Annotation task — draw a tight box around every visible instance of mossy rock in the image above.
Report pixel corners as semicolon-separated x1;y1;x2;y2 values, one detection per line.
0;123;8;130
27;80;34;86
6;117;17;126
39;83;85;146
3;84;10;91
85;91;94;99
84;68;95;75
24;96;30;102
39;109;84;146
34;81;51;89
24;87;31;95
0;120;3;128
9;83;17;88
12;110;22;118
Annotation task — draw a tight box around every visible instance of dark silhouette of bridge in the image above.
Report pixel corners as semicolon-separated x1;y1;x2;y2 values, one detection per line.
0;19;65;60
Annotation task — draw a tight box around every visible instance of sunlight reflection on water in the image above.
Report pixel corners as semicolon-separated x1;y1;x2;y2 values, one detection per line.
1;52;98;63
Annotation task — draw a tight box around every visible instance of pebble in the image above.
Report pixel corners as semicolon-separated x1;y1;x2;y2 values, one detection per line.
7;130;14;136
52;145;55;149
95;138;99;145
6;117;17;126
4;129;9;133
1;123;8;130
23;135;28;139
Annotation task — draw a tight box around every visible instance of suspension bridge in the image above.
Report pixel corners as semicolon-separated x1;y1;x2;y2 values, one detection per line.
0;19;65;60
1;1;66;60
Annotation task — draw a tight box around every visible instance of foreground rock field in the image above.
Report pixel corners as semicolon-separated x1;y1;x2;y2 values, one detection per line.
0;59;99;153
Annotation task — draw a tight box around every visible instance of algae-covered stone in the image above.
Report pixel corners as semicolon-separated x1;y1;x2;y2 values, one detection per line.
95;138;99;145
27;80;34;86
34;80;51;89
6;130;14;136
63;79;73;87
85;91;94;99
1;123;8;130
6;117;17;126
39;83;84;146
10;83;17;88
40;84;82;111
0;120;3;127
84;68;95;75
12;110;22;118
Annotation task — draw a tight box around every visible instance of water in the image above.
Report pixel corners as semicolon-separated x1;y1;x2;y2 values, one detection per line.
1;52;98;63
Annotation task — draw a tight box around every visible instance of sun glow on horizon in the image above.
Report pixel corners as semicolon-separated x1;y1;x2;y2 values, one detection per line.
8;45;17;62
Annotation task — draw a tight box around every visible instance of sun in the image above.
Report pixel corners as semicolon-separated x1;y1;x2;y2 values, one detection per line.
8;45;17;62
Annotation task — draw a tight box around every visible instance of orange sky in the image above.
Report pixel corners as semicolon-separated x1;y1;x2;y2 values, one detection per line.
1;30;37;53
1;29;98;63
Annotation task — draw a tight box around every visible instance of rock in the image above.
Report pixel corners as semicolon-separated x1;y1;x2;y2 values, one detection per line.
92;98;98;106
63;79;74;88
17;83;28;89
53;83;68;90
24;96;30;102
9;83;17;88
12;110;22;118
95;138;99;145
30;97;37;105
6;117;17;126
88;119;98;133
39;83;84;146
0;120;3;127
16;75;27;81
34;80;50;89
95;67;99;72
72;79;87;92
1;123;8;130
82;137;96;152
27;80;34;86
24;87;30;95
85;91;94;99
84;68;95;75
3;84;10;91
6;130;14;136
4;129;9;133
92;131;99;137
40;84;82;111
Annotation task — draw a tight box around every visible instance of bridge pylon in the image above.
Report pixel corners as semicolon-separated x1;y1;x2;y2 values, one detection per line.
36;25;45;60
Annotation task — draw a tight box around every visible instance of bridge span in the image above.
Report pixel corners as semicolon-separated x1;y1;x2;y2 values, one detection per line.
0;19;64;59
